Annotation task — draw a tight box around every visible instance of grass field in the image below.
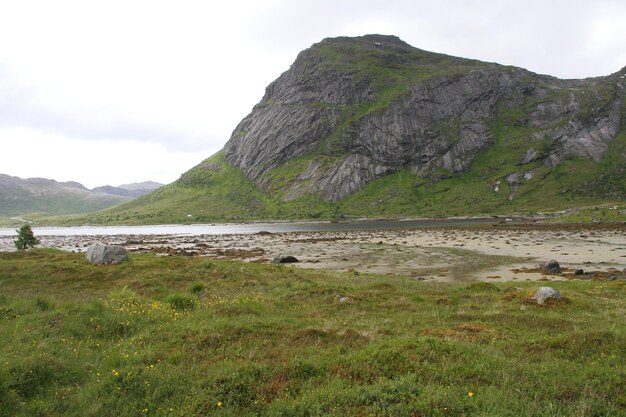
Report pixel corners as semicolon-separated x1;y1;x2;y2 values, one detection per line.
1;249;624;416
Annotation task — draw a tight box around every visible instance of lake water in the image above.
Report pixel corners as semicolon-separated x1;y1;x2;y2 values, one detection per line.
0;218;517;237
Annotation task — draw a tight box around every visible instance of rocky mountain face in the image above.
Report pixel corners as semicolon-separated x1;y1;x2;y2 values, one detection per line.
223;34;624;202
0;175;160;216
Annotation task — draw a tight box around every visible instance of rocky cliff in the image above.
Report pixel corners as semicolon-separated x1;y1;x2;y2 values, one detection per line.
223;35;624;202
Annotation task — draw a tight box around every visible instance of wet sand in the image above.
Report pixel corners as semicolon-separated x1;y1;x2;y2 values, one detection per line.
1;225;624;282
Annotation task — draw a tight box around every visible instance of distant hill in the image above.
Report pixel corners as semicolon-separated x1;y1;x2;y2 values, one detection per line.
92;181;163;198
0;175;161;217
92;34;624;224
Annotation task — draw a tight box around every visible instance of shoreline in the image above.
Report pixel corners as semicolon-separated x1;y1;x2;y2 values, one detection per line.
1;224;624;283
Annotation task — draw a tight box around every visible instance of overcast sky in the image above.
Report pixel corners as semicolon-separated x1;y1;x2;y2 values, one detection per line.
0;0;624;188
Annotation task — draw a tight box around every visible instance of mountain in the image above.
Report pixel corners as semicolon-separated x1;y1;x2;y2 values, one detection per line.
0;175;131;217
118;181;164;192
92;181;163;198
93;35;625;224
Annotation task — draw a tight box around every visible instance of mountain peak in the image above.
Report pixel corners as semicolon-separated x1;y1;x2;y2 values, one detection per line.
319;34;409;48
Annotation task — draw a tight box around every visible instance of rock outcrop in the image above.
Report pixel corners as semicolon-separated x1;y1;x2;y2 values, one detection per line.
223;35;624;202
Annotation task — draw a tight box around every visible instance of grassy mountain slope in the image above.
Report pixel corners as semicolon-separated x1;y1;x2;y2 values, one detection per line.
87;153;334;224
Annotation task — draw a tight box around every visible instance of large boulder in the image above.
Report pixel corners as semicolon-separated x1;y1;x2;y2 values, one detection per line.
86;244;128;265
531;287;561;305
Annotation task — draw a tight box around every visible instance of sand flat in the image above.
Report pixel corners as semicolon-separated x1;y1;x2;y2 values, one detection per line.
1;224;624;282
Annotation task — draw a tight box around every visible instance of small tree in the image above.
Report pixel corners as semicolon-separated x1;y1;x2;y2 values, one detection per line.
14;224;40;251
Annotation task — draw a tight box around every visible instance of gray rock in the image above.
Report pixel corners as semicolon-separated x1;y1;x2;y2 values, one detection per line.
86;245;128;265
505;173;521;200
505;173;521;188
521;148;538;164
543;260;561;273
574;269;584;275
273;255;299;264
532;287;561;305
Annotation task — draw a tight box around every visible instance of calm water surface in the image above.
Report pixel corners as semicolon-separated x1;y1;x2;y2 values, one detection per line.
0;218;517;237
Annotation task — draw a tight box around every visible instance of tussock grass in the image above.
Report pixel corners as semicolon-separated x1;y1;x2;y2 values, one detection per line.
0;249;624;416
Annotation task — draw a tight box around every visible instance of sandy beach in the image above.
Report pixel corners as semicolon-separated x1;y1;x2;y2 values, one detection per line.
1;224;624;282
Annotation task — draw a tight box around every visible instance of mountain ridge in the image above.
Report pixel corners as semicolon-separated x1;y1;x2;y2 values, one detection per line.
0;174;163;217
92;181;163;198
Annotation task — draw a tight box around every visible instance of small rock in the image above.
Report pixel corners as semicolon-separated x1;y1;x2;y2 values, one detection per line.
273;255;299;264
574;269;584;275
505;173;521;188
532;287;561;305
607;275;618;282
543;260;561;273
86;245;128;265
255;231;272;235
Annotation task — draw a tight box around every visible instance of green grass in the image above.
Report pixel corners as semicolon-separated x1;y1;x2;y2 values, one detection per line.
548;204;626;223
1;249;625;416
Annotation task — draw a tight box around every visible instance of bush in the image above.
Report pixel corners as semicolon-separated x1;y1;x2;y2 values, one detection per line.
166;293;195;310
190;282;205;294
14;224;39;251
